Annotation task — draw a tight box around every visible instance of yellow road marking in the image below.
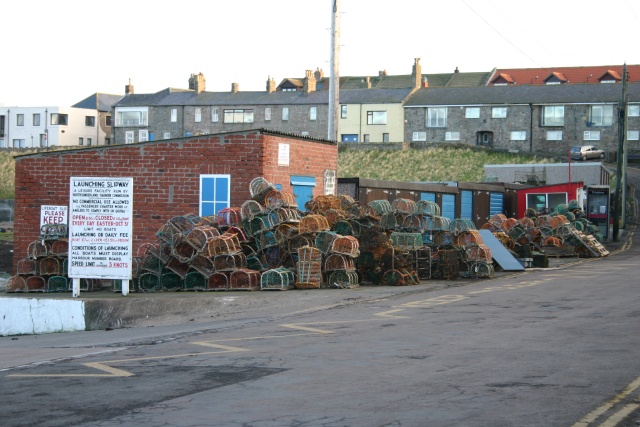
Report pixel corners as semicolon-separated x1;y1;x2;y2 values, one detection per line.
400;294;468;307
281;324;335;334
572;375;640;426
599;403;640;427
374;309;409;318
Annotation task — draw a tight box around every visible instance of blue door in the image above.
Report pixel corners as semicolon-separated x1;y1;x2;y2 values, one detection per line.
291;175;316;210
341;134;358;143
460;190;473;220
420;192;436;202
489;192;504;216
442;194;456;221
200;174;230;216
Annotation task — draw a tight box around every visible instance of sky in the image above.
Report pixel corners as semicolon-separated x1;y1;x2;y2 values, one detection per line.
2;0;640;107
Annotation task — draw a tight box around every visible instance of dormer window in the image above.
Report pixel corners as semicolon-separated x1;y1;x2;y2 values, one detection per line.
598;70;622;83
544;72;568;85
490;73;516;85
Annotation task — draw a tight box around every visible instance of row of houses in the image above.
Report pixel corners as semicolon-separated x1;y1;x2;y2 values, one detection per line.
2;60;640;157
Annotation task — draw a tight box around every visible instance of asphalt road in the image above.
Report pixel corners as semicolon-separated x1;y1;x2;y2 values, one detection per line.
0;231;639;427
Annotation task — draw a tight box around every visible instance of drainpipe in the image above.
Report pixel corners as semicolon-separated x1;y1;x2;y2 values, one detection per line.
529;104;533;152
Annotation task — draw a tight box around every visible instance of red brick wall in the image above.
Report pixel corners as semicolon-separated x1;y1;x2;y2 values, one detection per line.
12;130;337;274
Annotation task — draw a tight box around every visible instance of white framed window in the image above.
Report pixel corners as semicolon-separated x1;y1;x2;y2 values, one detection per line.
211;108;219;122
542;105;564;126
265;107;271;121
50;113;68;125
33;113;41;126
628;130;640;140
412;132;427;142
164;132;171;139
589;105;614;126
115;107;148;126
584;130;601;141
465;107;480;118
200;174;231;217
546;131;563;140
427;107;447;127
79;137;84;146
282;107;289;121
510;131;527;140
171;109;177;122
87;138;92;146
85;116;95;127
223;109;254;123
310;107;317;121
341;105;347;119
139;130;149;142
194;108;202;122
367;111;387;125
363;134;370;142
628;105;640;117
492;107;507;118
16;114;24;126
125;131;134;144
382;133;389;142
445;132;461;141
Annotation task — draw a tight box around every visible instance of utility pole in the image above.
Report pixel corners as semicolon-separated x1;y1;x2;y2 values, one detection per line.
328;0;340;141
613;63;628;241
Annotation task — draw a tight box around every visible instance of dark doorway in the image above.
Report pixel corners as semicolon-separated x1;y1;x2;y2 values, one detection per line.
476;131;493;147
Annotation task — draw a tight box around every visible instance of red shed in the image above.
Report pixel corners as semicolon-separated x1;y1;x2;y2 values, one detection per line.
516;182;585;218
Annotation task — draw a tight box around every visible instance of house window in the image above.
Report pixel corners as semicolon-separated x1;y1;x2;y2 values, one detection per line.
79;137;84;146
211;108;219;122
265;107;271;121
427;107;447;127
492;107;507;118
16;114;24;126
546;131;563;140
85;116;95;127
50;113;68;125
171;109;177;122
223;109;254;123
162;132;170;139
33;113;41;126
584;130;601;141
341;105;347;118
282;107;289;121
628;105;640;117
627;130;640;141
13;139;25;148
125;131;134;144
589;105;613;126
527;193;567;214
194;108;202;122
542;106;564;126
465;107;480;118
139;130;148;142
382;133;389;142
301;131;310;136
412;132;427;142
445;132;460;141
310;107;317;121
510;131;527;140
87;138;92;146
115;107;148;126
363;134;370;142
106;115;112;126
105;138;111;145
200;174;231;217
367;111;387;125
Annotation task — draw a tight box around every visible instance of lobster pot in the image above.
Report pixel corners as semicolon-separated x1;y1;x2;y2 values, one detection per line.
433;231;454;247
142;253;164;274
40;224;68;239
554;224;574;238
382;268;419;286
332;219;361;237
190;255;216;277
168;215;196;236
543;236;562;247
225;226;249;243
264;190;298;209
535;215;553;228
345;201;377;219
165;256;191;279
299;215;330;234
148;241;172;264
288;234;315;254
330;235;360;257
380;212;402;231
324;254;356;272
261;268;295;290
157;222;178;245
368;200;392;216
391;198;416;215
297;245;322;263
28;240;49;259
305;195;341;214
185;226;220;252
274;223;299;245
452;219;477;235
214;253;248;271
465;244;493;262
217;207;243;229
208;272;230;291
6;276;28;292
295;261;322;289
17;259;37;275
550;215;570;228
206;233;242;256
315;231;337;255
466;261;495;279
489;213;508;228
250;177;275;203
229;269;261;291
184;271;208;291
402;215;429;233
111;279;137;293
240;199;266;221
171;235;198;263
507;224;527;241
435;249;460;280
390;232;423;251
421;231;434;246
270;207;301;225
48;276;69;292
38;257;62;276
131;257;144;279
359;228;391;251
264;246;285;269
338;194;356;209
327;270;359;289
200;215;219;227
454;231;484;249
257;230;278;250
430;216;451;232
27;276;47;292
493;231;516;250
519;217;535;229
501;218;518;232
244;215;275;237
77;278;102;292
247;253;269;272
414;200;441;217
62;259;69;275
413;247;432;280
138;272;161;292
161;272;183;291
49;239;69;257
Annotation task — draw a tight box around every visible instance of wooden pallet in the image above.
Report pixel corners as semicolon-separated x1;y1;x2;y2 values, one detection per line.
570;230;609;257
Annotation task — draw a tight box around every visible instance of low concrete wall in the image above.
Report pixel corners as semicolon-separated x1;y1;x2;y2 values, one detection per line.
0;298;85;336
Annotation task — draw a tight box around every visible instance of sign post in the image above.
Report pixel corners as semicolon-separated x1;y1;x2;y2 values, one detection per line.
68;177;133;297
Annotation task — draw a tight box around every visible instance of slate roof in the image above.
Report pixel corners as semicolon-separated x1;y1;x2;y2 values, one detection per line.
72;93;123;111
404;83;640;107
488;65;640;85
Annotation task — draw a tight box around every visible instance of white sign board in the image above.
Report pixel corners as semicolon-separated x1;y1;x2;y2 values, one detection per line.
324;170;336;195
40;205;68;228
278;143;290;166
68;177;133;280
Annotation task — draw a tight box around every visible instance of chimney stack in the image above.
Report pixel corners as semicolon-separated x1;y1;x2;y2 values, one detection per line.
231;83;239;93
412;58;422;88
266;76;276;93
379;69;388;77
314;67;324;80
303;70;316;93
454;66;459;73
422;77;429;88
189;72;206;94
125;78;134;96
365;76;372;89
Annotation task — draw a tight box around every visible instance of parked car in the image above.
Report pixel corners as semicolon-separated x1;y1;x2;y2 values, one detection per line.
570;145;605;161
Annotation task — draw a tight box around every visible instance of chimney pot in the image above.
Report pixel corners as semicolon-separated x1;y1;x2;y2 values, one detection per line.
231;83;239;93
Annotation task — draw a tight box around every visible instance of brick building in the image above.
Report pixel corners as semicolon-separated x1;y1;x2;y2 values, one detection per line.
12;129;337;274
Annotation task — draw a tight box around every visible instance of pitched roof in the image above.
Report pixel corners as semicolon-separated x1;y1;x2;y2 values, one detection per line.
72;93;123;111
488;65;640;85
